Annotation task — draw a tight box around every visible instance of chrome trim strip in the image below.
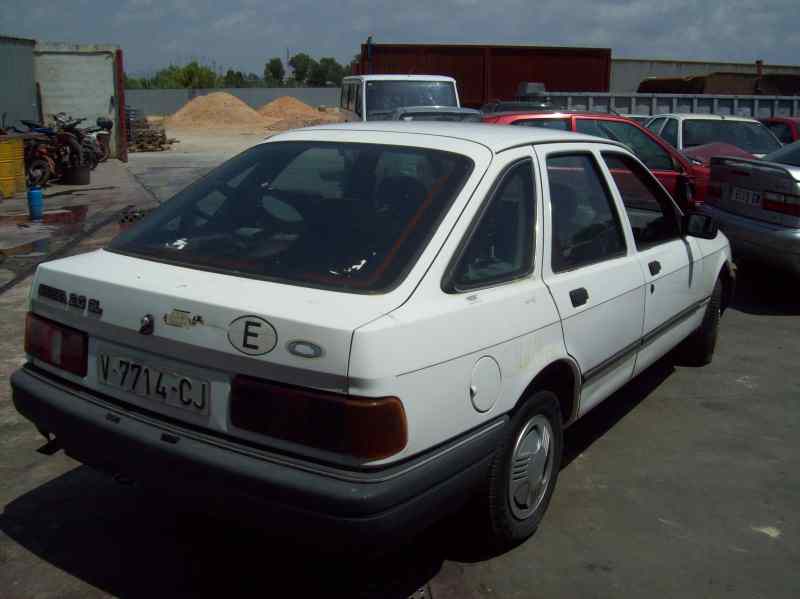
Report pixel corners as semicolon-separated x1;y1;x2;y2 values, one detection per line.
24;367;505;484
30;298;348;392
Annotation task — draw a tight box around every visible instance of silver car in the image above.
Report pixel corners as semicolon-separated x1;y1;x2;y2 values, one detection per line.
702;141;800;274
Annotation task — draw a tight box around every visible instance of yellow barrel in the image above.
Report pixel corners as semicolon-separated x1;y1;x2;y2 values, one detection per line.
0;136;26;199
12;138;26;193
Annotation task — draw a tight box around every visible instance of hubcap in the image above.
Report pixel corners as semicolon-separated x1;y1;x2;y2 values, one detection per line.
508;415;554;520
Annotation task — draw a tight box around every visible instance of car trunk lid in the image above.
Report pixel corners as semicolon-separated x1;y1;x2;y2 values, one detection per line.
709;156;800;228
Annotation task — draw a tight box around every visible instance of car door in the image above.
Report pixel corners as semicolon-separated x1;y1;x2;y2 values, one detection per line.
538;145;645;416
575;117;686;202
599;151;705;376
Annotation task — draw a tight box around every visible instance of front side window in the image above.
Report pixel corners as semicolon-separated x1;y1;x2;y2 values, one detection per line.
449;161;535;290
365;81;458;120
602;152;681;250
511;118;570;131
682;119;781;154
575;119;674;171
109;142;473;293
547;154;627;273
661;119;678;147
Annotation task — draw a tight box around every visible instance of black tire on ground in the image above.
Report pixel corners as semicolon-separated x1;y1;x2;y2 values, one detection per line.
27;158;51;187
680;278;722;366
484;390;563;550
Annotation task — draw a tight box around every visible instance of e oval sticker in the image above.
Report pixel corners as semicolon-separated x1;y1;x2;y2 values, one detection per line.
227;316;277;356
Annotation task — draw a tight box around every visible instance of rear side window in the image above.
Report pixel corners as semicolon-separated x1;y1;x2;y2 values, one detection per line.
547;154;627;273
511;118;570;131
109;142;473;293
602;152;681;250
765;122;794;144
661;119;678;147
575;119;674;171
682;119;781;154
646;117;666;133
449;161;535;290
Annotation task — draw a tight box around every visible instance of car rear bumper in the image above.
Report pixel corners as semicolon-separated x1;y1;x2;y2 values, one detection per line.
11;365;504;549
702;204;800;275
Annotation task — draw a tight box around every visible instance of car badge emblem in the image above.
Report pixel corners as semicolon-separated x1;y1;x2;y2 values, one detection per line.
139;314;154;335
164;309;204;328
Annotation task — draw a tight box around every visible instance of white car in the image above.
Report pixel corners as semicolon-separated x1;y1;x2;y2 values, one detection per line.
339;74;460;122
646;113;781;158
12;123;735;550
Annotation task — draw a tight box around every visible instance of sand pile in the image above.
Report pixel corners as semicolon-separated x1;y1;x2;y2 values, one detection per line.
166;92;266;129
258;96;320;118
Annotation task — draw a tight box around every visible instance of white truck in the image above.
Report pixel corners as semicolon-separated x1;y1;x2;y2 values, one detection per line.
339;74;460;122
12;122;735;550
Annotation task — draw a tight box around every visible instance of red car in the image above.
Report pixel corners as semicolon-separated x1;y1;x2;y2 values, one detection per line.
483;111;708;209
759;117;800;145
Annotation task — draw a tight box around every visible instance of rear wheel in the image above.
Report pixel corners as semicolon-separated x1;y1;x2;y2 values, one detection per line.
680;278;722;366
484;390;563;550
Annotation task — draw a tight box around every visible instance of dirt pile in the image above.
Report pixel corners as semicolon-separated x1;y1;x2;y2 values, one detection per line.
166;92;266;129
257;96;320;118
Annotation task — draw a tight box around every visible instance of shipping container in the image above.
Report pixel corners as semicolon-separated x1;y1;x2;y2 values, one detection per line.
357;42;612;108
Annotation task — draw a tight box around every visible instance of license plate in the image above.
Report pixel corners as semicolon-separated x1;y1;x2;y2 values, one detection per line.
730;186;762;207
97;354;209;415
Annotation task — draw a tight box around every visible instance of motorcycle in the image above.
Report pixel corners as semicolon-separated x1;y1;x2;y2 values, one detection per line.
82;117;114;163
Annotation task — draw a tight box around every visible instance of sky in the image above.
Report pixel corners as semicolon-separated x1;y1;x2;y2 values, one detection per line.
2;0;799;76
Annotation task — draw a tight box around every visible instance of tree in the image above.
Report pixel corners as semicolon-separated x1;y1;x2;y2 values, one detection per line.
319;57;345;86
265;58;285;86
306;59;327;86
289;53;313;84
222;69;246;88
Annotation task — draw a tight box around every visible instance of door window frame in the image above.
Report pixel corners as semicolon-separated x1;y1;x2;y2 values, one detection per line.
442;157;536;293
543;150;630;275
599;150;684;252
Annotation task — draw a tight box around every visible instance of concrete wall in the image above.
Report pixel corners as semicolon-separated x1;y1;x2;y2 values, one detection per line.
611;59;800;93
125;87;341;116
0;36;37;126
34;43;120;156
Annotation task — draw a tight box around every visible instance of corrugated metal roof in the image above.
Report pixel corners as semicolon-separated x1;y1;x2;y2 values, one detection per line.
0;35;36;45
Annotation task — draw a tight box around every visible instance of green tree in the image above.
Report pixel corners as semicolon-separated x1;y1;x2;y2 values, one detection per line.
289;53;313;84
319;57;345;86
222;69;246;87
265;58;285;86
306;59;327;86
124;74;144;89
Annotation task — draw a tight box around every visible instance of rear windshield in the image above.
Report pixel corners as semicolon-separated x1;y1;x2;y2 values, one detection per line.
682;120;781;154
764;140;800;166
365;81;457;119
109;142;473;293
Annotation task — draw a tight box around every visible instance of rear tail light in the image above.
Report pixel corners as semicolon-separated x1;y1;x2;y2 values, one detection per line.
230;376;407;461
25;313;88;377
763;191;800;219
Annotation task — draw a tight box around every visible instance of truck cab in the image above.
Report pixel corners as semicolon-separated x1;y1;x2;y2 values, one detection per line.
339;75;460;122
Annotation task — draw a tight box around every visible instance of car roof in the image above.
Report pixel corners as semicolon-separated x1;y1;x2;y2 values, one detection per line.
342;74;456;82
761;116;800;123
487;110;643;120
650;113;760;122
268;121;629;154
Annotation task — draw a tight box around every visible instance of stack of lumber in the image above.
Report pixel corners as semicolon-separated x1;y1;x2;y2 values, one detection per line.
128;120;176;152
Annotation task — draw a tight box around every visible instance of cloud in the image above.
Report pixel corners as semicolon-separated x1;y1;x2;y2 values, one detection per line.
1;0;798;74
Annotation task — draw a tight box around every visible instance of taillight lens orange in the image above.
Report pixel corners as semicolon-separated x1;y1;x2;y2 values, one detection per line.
230;376;407;461
25;313;88;377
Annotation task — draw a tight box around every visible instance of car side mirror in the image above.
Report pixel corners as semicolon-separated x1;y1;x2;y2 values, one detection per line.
683;212;718;240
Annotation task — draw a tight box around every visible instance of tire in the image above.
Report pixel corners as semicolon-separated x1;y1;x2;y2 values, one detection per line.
680;278;722;366
27;158;51;187
484;390;563;550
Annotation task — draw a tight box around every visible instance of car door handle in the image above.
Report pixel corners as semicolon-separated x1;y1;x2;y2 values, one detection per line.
569;287;589;308
649;260;661;276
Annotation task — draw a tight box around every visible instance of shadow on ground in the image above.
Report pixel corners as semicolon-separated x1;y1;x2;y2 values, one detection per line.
1;359;677;598
730;260;800;316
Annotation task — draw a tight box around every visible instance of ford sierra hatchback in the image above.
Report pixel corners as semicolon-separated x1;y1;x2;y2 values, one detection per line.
12;123;734;551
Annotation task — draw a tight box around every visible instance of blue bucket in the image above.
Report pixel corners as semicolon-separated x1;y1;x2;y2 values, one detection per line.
27;187;43;221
